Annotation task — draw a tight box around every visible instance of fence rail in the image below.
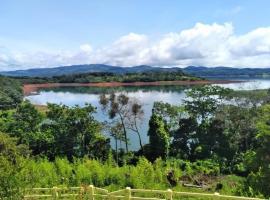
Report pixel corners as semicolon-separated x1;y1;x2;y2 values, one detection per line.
23;185;267;200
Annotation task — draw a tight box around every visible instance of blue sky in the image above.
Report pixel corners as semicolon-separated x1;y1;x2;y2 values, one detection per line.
1;0;270;70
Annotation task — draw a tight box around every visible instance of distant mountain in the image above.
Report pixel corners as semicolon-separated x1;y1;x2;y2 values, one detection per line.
182;66;270;78
0;64;183;77
1;64;270;78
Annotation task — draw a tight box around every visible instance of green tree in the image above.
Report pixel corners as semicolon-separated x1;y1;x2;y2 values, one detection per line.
0;132;30;199
146;114;169;161
171;117;197;159
245;104;270;197
7;101;53;156
184;85;231;121
174;86;232;160
46;103;109;160
152;101;184;132
109;122;125;163
0;76;23;110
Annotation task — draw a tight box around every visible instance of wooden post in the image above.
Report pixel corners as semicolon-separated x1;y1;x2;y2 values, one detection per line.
125;187;131;200
214;192;220;200
166;189;173;200
107;193;112;200
79;186;84;200
52;187;59;199
88;185;94;200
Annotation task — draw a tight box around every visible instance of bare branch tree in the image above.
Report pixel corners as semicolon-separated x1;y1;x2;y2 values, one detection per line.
99;93;144;153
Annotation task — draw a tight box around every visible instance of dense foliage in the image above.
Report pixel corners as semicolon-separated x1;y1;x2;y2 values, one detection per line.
0;76;23;109
183;66;270;78
1;101;110;161
0;137;243;198
1;81;270;199
16;71;200;84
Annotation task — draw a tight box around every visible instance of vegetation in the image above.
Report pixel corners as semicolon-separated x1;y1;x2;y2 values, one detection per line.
16;71;201;84
0;76;23;109
146;114;170;161
244;104;270;197
1;101;110;161
1;78;270;199
0;64;196;77
3;64;270;78
183;66;270;78
99;93;144;153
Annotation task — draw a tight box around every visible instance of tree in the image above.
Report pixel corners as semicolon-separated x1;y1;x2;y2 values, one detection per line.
173;85;233;160
45;103;110;160
171;117;197;159
184;85;232;121
214;105;258;159
127;102;144;150
245;104;270;197
0;132;30;198
10;100;42;136
0;76;23;110
7;101;53;156
99;93;144;153
146;114;169;161
152;101;184;133
108;122;125;163
255;104;270;167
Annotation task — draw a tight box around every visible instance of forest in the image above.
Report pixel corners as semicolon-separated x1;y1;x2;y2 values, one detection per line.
15;71;201;84
0;76;270;199
0;76;23;109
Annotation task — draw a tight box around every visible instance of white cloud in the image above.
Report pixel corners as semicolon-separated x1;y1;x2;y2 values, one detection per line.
79;44;93;53
92;33;148;66
229;27;270;57
1;22;270;71
142;23;234;66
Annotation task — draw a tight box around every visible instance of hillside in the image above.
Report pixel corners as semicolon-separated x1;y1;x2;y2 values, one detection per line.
2;64;270;78
0;64;183;77
183;66;270;78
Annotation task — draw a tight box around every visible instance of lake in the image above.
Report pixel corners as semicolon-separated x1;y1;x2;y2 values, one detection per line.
26;79;270;150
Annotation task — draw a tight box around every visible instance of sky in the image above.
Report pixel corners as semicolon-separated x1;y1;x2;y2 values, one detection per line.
1;0;270;71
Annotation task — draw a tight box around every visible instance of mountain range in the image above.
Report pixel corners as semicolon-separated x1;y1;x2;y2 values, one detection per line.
0;65;183;77
183;66;270;78
1;64;270;78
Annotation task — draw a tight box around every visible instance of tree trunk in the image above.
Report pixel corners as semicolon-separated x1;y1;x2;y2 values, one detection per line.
115;138;118;164
119;114;129;153
134;120;143;151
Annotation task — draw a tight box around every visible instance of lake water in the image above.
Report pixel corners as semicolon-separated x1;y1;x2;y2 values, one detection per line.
26;79;270;150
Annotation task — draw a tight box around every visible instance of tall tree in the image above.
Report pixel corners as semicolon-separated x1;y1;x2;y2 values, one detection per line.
127;102;144;150
171;117;197;159
99;93;144;153
0;76;23;110
7;101;53;156
0;132;30;198
109;122;125;163
152;101;184;133
184;85;231;121
147;114;169;161
173;85;233;160
46;103;110;160
245;104;270;197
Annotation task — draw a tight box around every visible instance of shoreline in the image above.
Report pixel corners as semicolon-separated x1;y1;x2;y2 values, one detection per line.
23;80;243;96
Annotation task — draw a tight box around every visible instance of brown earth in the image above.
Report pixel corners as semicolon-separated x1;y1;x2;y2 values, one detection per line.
23;80;242;96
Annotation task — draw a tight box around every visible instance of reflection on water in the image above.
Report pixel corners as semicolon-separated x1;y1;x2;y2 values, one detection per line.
215;79;270;90
26;79;270;150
